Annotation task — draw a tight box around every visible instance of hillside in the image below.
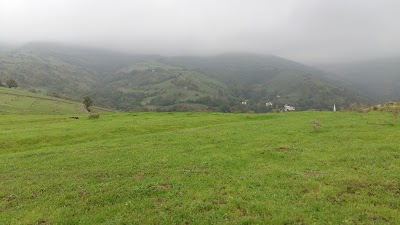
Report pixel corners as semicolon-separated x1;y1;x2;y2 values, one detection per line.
0;87;111;114
0;50;97;98
0;42;371;111
1;111;400;224
20;42;153;74
163;54;370;110
94;62;230;111
317;57;400;102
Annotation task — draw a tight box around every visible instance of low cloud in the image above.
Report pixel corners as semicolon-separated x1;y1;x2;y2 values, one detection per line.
1;0;399;63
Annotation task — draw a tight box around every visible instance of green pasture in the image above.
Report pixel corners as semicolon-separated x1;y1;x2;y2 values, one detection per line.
0;88;113;114
0;111;399;224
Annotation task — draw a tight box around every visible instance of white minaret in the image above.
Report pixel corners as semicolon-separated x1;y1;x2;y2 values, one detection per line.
333;104;336;112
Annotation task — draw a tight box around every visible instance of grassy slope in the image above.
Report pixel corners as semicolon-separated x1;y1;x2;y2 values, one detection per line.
0;112;399;224
104;62;228;104
0;88;112;114
0;51;97;98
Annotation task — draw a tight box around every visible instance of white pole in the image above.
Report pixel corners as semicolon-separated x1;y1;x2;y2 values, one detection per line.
333;104;336;112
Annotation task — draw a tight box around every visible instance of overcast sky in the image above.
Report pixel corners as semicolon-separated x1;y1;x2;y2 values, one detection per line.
1;0;399;63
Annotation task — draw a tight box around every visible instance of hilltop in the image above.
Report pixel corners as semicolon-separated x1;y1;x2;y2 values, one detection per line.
0;42;371;112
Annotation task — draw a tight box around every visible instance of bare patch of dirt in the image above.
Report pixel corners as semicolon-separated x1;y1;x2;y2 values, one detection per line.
304;171;320;177
343;180;368;194
78;191;87;199
385;182;400;195
275;146;290;152
218;199;227;205
132;173;146;180
36;219;48;225
157;183;173;190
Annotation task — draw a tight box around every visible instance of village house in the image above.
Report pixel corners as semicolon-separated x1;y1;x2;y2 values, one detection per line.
284;104;295;111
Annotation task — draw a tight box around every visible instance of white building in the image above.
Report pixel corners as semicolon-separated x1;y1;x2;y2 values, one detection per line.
284;104;295;111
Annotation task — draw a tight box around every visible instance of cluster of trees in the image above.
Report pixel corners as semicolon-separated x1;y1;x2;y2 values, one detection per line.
91;88;150;110
0;78;18;88
83;96;93;112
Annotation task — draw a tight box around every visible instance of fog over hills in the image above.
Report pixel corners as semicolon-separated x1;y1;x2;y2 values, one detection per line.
1;0;399;63
317;57;400;101
0;42;370;112
0;0;399;111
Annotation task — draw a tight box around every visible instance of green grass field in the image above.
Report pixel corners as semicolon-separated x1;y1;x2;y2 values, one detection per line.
1;111;399;224
0;88;114;114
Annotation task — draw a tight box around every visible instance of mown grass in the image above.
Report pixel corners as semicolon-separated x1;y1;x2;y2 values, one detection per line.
0;111;399;224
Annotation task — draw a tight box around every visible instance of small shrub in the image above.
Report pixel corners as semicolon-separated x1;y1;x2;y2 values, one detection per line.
377;102;400;125
6;78;18;88
88;113;100;119
311;119;321;131
349;103;371;113
387;105;400;125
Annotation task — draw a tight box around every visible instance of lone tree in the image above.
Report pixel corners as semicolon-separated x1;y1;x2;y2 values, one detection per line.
83;96;93;112
6;78;18;89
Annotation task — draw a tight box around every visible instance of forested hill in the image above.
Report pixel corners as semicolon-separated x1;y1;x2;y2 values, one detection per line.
0;42;371;112
162;53;316;83
317;57;400;102
162;54;370;110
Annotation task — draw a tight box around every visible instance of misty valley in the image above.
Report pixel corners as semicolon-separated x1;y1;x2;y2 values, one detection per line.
1;0;400;222
2;42;396;113
1;41;400;224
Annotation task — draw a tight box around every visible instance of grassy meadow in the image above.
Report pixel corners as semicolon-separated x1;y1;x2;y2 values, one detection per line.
0;111;399;224
0;88;113;114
